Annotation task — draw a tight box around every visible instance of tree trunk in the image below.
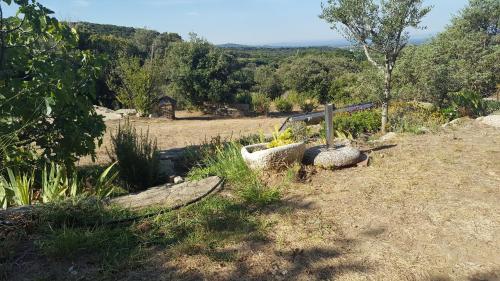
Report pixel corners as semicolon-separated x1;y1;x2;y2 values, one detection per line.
381;66;392;134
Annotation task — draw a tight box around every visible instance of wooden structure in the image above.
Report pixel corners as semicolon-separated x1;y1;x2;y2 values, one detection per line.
153;96;177;120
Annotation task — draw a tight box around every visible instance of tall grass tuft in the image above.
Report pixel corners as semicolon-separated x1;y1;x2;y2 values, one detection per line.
108;119;160;192
188;141;280;207
0;168;33;206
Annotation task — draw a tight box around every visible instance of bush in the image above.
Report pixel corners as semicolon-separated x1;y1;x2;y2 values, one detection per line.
251;93;271;115
298;97;319;113
235;91;252;105
108;120;160;192
284;90;302;105
274;96;294;113
332;110;382;137
444;91;487;119
389;102;447;133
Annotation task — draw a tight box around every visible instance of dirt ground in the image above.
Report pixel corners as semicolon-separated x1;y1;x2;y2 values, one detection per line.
6;118;500;281
79;111;287;165
124;119;500;281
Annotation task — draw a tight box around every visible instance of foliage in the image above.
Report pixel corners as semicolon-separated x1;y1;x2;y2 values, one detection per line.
299;97;319;113
0;169;33;206
274;96;294;113
321;0;432;132
254;65;283;99
42;164;69;203
444;91;488;119
267;128;295;149
332;110;382;137
188;142;280;207
165;35;244;108
107;56;163;115
0;0;106;170
108;120;160;192
395;0;500;107
389;102;447;133
235;91;252;104
251;93;271;115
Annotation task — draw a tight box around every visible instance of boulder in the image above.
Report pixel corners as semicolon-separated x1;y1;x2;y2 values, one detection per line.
115;109;137;116
479;115;500;129
303;145;361;169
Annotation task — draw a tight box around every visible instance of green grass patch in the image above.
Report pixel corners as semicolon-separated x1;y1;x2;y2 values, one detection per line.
188;142;280;207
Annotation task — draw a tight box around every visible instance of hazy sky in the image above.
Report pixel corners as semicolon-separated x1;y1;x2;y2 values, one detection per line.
3;0;469;45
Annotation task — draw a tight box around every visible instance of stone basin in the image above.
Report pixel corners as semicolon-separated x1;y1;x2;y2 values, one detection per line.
241;142;306;170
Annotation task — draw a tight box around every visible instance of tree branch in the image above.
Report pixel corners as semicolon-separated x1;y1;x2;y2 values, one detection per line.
363;45;383;72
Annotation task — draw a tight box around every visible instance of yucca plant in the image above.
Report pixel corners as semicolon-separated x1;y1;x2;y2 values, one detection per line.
1;168;34;206
42;163;67;203
94;162;119;199
0;176;13;209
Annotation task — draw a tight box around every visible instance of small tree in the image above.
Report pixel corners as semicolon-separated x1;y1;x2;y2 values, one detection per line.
107;56;162;115
321;0;431;133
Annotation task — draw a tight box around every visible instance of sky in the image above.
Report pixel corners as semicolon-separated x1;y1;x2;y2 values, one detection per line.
3;0;470;45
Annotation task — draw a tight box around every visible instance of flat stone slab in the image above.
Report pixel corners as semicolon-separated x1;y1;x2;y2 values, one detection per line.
303;145;361;169
110;176;222;210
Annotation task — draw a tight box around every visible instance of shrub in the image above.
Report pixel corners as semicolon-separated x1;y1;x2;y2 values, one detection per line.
444;91;487;119
108;120;160;192
389;102;447;133
235;91;252;105
485;100;500;115
284;90;302;105
299;97;319;113
274;96;294;113
251;93;271;115
332;110;382;137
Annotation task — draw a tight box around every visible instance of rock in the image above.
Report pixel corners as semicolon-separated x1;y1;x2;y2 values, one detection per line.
479;115;500;128
110;176;222;210
303;145;362;169
174;176;184;184
241;142;306;170
380;132;397;142
115;109;137;116
94;105;122;121
442;117;471;128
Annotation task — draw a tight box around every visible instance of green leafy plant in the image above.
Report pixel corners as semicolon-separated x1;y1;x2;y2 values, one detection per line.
299;97;319;113
332;110;382;137
446;91;487;119
93;162;119;199
108;120;160;192
42;163;68;203
1;169;33;206
251;93;271;115
389;102;447;133
274;96;294;113
267;128;295;148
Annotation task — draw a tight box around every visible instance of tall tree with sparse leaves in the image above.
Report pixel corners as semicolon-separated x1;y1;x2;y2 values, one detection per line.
320;0;431;133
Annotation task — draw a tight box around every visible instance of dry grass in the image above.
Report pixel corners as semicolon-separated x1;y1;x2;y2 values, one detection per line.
6;119;500;281
78;111;286;165
122;120;500;281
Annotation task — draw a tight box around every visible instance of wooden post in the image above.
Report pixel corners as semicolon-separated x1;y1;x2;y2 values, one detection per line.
325;104;334;148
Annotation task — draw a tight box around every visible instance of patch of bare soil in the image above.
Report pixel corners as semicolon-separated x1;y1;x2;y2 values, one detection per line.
78;111;286;165
126;120;500;281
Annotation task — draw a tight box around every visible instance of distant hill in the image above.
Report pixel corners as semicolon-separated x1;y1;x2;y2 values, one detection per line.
69;22;138;39
218;35;433;49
